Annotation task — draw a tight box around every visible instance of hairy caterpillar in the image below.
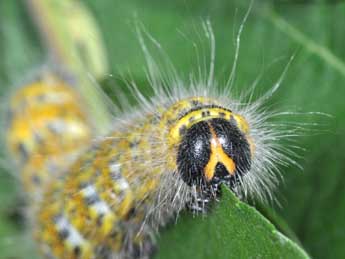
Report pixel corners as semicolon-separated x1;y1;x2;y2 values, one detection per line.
5;71;93;206
3;17;298;259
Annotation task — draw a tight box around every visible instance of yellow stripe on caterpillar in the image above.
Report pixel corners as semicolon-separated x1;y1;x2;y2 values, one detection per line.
169;106;233;145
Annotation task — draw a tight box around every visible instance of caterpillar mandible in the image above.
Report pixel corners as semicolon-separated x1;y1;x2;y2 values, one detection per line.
4;12;297;259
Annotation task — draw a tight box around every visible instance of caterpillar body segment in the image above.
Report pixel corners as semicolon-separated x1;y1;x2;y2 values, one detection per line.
5;73;93;204
35;96;256;258
37;115;161;258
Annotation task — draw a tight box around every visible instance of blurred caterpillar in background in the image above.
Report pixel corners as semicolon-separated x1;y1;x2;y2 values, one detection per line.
3;7;298;259
5;72;93;207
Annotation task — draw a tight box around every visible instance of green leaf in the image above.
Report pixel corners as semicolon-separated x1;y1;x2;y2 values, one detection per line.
155;187;309;259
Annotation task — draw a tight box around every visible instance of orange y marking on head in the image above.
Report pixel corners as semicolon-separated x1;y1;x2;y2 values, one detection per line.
204;123;236;181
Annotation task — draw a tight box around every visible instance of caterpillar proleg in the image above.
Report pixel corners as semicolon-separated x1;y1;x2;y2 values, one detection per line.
4;12;300;259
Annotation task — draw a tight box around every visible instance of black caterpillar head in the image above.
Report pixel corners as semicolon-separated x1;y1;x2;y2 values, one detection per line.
177;117;252;196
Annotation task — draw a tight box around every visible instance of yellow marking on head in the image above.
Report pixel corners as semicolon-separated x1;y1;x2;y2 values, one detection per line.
161;96;219;130
204;124;236;181
233;114;250;134
169;107;233;146
232;114;254;157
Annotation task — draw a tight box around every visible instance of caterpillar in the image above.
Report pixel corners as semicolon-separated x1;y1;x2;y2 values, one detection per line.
5;71;93;206
4;18;297;259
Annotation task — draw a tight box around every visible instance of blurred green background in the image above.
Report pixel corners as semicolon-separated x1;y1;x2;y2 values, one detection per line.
0;0;345;258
